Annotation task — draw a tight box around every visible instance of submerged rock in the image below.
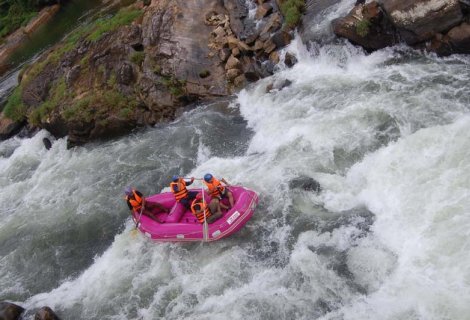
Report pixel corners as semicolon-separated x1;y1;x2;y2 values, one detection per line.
34;306;61;320
289;176;321;193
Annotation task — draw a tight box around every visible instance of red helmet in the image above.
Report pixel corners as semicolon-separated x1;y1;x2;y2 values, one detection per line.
196;193;203;200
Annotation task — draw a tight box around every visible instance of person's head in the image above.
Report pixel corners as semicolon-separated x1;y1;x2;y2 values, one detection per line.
124;186;133;196
196;192;203;200
193;203;202;212
204;173;213;182
172;175;179;182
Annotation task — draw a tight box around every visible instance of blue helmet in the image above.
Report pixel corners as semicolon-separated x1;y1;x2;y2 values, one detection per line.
172;175;179;182
124;186;132;195
204;173;213;182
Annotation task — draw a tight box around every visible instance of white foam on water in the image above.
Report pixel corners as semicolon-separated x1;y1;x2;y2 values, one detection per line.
320;117;470;320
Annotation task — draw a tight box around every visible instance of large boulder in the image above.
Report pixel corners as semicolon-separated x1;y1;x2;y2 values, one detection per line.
0;302;24;320
380;0;463;44
333;2;398;51
447;22;470;52
429;22;470;55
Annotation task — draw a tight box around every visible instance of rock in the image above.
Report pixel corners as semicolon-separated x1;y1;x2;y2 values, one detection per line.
269;51;280;64
233;74;247;88
261;12;282;34
34;306;61;320
226;68;242;81
447;22;470;52
256;3;274;19
225;55;242;70
223;0;248;37
0;114;25;140
381;0;463;44
231;47;241;57
218;48;231;62
0;302;25;320
65;65;81;87
263;39;276;53
266;78;292;92
332;2;398;51
42;137;52;150
117;63;134;85
428;33;453;56
289;176;321;192
284;52;297;67
272;30;292;48
254;39;265;51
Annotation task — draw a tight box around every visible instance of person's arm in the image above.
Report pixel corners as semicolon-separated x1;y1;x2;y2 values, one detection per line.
126;200;132;210
185;177;195;186
221;178;231;186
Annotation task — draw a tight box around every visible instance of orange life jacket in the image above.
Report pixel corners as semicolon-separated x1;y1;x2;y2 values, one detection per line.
170;178;189;202
127;190;143;212
204;177;225;197
191;199;211;223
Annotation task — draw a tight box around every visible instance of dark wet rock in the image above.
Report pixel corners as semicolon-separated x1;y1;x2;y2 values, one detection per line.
272;30;292;48
34;306;61;320
446;22;470;52
381;0;463;45
0;301;25;320
333;2;399;51
266;78;292;93
284;52;297;68
289;176;321;192
42;137;52;150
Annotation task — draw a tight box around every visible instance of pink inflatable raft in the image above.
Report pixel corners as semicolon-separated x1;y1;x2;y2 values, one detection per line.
132;186;258;242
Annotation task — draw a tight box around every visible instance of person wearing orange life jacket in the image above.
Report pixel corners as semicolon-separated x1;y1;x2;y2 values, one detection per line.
124;187;169;223
170;175;198;208
190;193;222;224
203;173;234;210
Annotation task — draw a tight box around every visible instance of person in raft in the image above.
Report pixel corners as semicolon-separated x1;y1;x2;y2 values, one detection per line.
170;175;198;208
190;193;223;224
124;187;169;222
203;173;234;209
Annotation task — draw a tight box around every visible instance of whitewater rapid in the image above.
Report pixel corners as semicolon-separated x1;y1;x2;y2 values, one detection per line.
1;2;470;319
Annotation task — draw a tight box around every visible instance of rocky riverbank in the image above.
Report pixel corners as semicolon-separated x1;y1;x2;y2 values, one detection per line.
332;0;470;55
0;4;61;77
0;0;298;147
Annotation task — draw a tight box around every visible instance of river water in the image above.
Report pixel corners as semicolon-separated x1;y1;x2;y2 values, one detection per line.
1;1;470;319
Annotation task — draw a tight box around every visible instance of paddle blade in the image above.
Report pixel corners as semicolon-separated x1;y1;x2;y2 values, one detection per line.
130;228;139;238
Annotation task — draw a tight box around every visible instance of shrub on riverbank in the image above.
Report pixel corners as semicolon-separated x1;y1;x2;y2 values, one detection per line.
279;0;305;29
0;0;59;41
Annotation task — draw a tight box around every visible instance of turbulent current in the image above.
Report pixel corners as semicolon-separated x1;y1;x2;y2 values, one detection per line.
1;2;470;320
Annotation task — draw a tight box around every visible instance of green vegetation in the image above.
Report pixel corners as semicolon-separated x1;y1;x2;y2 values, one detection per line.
29;77;68;125
160;75;186;97
63;89;137;122
130;51;145;66
279;0;305;29
86;8;143;42
0;0;38;41
356;18;371;37
3;86;27;122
